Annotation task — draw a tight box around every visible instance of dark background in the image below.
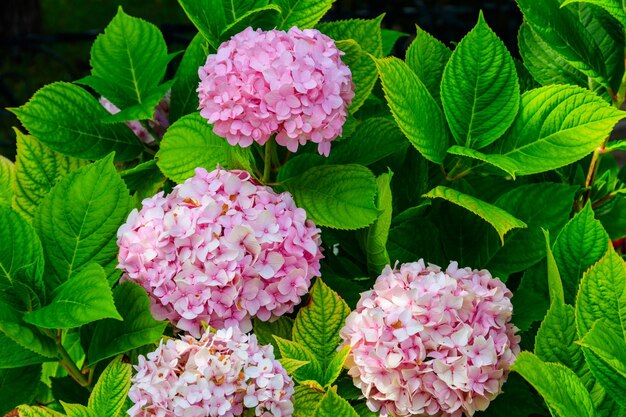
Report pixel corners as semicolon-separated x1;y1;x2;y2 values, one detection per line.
0;0;522;160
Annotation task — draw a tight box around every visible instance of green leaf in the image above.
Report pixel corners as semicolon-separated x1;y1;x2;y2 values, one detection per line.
447;145;518;178
34;154;132;289
518;23;588;90
0;155;14;206
579;319;626;409
333;40;377;114
323;345;350;388
329;118;407;166
12;130;87;222
0;365;42;416
405;25;450;104
253;316;293;359
120;160;165;198
24;264;121;329
561;0;626;28
423;186;526;243
220;5;282;40
283;164;378;230
317;15;384;57
274;336;323;384
0;206;44;295
513;260;550;332
80;8;171;117
88;357;131;417
441;12;519;149
512;351;597;417
0;332;54;369
178;0;227;48
17;405;65;417
292;279;351;372
170;34;209;123
553;203;609;305
374;57;449;164
0;301;56;358
517;0;611;90
381;29;408;56
275;0;334;29
88;282;167;366
313;388;359;417
10;82;142;161
365;172;392;276
293;385;323;417
387;216;445;267
156;113;235;183
545;230;565;306
576;248;626;339
61;403;99;417
488;85;624;175
535;302;587;379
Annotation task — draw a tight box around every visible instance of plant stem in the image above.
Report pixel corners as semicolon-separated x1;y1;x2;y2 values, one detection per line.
263;138;275;183
43;329;92;391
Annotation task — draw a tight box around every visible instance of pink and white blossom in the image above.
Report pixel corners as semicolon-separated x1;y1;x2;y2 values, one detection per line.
99;91;170;145
197;27;354;156
117;167;323;337
128;327;294;417
339;261;520;417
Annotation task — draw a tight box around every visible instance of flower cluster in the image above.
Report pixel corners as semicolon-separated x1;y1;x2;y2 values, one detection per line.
128;327;294;417
197;27;354;156
99;91;170;145
117;167;323;337
340;261;520;417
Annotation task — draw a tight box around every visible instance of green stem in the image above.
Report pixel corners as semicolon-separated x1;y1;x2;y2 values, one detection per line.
44;329;92;391
263;138;275;184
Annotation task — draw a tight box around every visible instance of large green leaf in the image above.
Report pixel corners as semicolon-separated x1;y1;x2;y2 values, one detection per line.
293;385;323;417
0;300;56;358
405;25;450;104
12;130;87;222
317;15;384;57
553;203;609;305
561;0;626;29
579;319;626;409
283;164;378;230
10;83;142;161
424;186;526;242
17;405;65;417
333;39;377;114
24;264;121;329
0;332;54;369
375;57;449;164
275;0;335;29
518;23;588;90
34;154;132;289
313;388;359;417
365;172;392;276
88;282;167;366
274;336;323;386
0;155;14;206
79;8;172;118
0;365;42;415
517;0;610;90
0;206;44;294
292;279;351;372
170;34;208;123
88;357;132;417
576;248;626;338
535;302;588;379
446;146;518;178
156;113;232;183
489;85;623;175
441;13;519;149
513;260;550;332
328;118;408;166
178;0;227;48
382;29;408;56
219;5;281;40
513;352;597;417
61;403;99;417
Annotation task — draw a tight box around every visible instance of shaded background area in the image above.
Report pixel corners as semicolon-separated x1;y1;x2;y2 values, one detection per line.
0;0;522;160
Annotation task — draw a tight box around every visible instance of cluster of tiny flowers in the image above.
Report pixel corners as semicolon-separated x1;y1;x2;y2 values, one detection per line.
117;167;323;337
197;27;354;156
128;327;294;417
340;260;520;417
100;91;170;145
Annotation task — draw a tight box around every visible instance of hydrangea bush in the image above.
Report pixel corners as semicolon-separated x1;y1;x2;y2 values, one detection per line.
1;0;626;417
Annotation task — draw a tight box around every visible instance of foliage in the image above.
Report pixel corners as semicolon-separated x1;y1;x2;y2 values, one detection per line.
2;0;626;416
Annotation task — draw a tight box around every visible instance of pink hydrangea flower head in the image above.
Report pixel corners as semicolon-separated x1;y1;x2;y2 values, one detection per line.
128;327;295;417
117;167;323;337
197;26;355;156
100;91;171;145
339;261;520;417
